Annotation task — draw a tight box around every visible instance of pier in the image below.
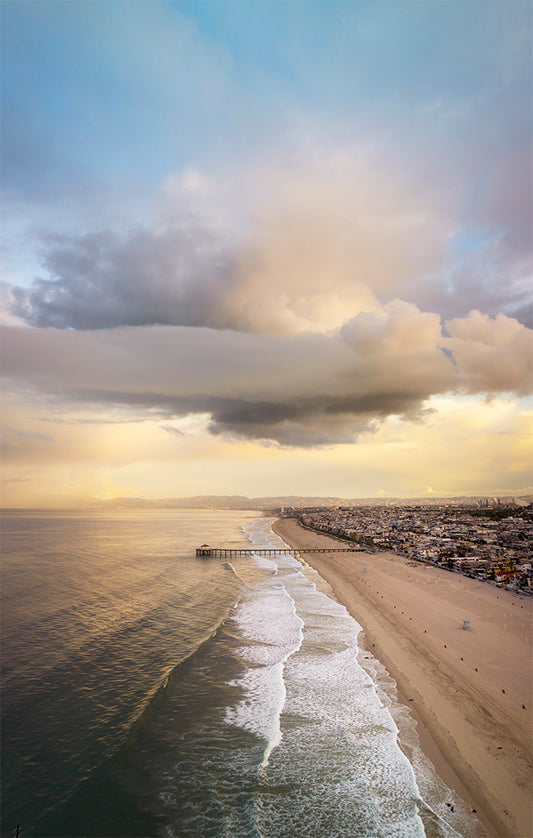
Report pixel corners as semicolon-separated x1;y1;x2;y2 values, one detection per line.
196;545;364;557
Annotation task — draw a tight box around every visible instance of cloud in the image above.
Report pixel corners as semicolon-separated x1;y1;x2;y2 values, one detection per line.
445;311;533;396
5;149;449;335
6;426;53;442
3;0;531;341
162;424;185;438
37;415;141;425
6;134;531;337
7;224;237;330
210;157;446;334
1;306;530;447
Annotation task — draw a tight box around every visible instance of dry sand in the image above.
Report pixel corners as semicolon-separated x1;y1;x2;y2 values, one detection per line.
273;517;533;838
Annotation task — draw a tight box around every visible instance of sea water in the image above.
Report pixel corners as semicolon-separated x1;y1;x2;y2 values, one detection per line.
0;510;481;837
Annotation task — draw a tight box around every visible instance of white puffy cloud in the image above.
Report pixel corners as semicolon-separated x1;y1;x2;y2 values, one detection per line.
6;149;446;335
445;310;533;396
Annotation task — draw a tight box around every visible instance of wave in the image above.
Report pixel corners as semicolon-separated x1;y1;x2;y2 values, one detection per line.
32;597;248;837
121;595;246;743
230;520;478;838
225;583;304;770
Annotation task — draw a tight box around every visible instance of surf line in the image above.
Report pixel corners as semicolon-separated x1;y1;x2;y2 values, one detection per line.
260;585;304;771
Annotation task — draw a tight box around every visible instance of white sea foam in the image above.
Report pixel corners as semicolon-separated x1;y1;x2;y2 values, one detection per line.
225;583;304;768
250;553;278;572
225;519;478;837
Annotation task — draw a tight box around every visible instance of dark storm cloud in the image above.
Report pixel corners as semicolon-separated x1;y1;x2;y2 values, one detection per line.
68;389;426;447
2;307;531;447
8;224;236;330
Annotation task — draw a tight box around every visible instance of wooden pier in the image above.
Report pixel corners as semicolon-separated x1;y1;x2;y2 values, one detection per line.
196;545;364;557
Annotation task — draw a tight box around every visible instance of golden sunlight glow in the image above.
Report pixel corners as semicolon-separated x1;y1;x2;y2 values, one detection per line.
2;395;531;506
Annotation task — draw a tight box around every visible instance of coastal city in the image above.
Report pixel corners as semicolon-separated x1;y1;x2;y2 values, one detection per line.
284;501;533;594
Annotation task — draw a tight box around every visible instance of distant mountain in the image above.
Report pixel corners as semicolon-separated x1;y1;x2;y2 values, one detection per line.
87;494;533;511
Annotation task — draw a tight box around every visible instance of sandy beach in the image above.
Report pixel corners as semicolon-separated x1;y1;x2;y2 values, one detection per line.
273;517;533;838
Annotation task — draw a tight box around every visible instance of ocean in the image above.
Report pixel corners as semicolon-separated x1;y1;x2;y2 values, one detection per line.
0;509;480;838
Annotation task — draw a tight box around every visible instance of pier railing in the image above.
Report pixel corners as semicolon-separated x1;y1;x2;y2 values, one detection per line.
196;546;364;557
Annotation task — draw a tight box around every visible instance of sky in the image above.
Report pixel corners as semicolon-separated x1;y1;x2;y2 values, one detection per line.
1;0;532;506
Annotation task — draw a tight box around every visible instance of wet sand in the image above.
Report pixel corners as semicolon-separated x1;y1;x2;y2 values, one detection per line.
273;517;533;838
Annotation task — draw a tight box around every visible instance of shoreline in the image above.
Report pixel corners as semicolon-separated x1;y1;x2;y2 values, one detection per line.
272;517;533;838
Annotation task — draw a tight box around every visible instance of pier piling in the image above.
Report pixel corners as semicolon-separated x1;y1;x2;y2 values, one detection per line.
195;546;364;557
